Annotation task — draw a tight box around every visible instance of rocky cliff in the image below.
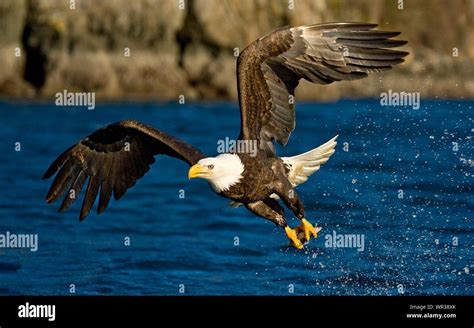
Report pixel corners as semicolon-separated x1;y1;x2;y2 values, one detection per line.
0;0;473;101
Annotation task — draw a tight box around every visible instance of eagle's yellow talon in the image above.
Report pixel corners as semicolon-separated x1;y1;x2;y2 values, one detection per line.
297;218;321;242
284;226;304;249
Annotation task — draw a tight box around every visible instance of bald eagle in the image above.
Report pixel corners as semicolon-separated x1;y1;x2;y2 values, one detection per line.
43;23;407;249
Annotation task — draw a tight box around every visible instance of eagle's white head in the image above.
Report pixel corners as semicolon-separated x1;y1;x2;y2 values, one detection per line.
188;154;244;192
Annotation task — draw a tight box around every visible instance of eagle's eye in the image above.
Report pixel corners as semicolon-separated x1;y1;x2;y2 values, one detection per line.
207;165;214;170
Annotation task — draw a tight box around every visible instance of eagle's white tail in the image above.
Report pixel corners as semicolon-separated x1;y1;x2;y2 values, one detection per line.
281;135;338;187
228;136;337;208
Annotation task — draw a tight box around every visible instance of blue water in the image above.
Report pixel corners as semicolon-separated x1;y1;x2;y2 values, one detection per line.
0;99;472;295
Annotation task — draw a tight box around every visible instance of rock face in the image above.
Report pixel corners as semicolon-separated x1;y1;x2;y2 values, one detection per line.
0;0;34;97
0;0;473;100
19;0;190;99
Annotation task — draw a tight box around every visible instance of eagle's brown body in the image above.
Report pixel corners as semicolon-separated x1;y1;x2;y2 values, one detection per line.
216;154;297;227
218;153;284;202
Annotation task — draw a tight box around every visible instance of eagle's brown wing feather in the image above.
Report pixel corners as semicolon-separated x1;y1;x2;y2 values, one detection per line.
43;120;205;220
237;22;408;155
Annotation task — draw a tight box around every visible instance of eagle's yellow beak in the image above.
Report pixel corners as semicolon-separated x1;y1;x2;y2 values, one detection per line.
188;164;210;179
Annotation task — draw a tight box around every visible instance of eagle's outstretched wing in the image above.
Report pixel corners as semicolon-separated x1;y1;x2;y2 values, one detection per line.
43;120;205;220
237;22;408;155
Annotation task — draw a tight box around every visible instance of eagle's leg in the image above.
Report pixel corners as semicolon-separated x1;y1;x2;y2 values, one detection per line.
284;226;304;250
245;198;287;226
245;198;303;249
295;220;321;242
275;187;320;243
